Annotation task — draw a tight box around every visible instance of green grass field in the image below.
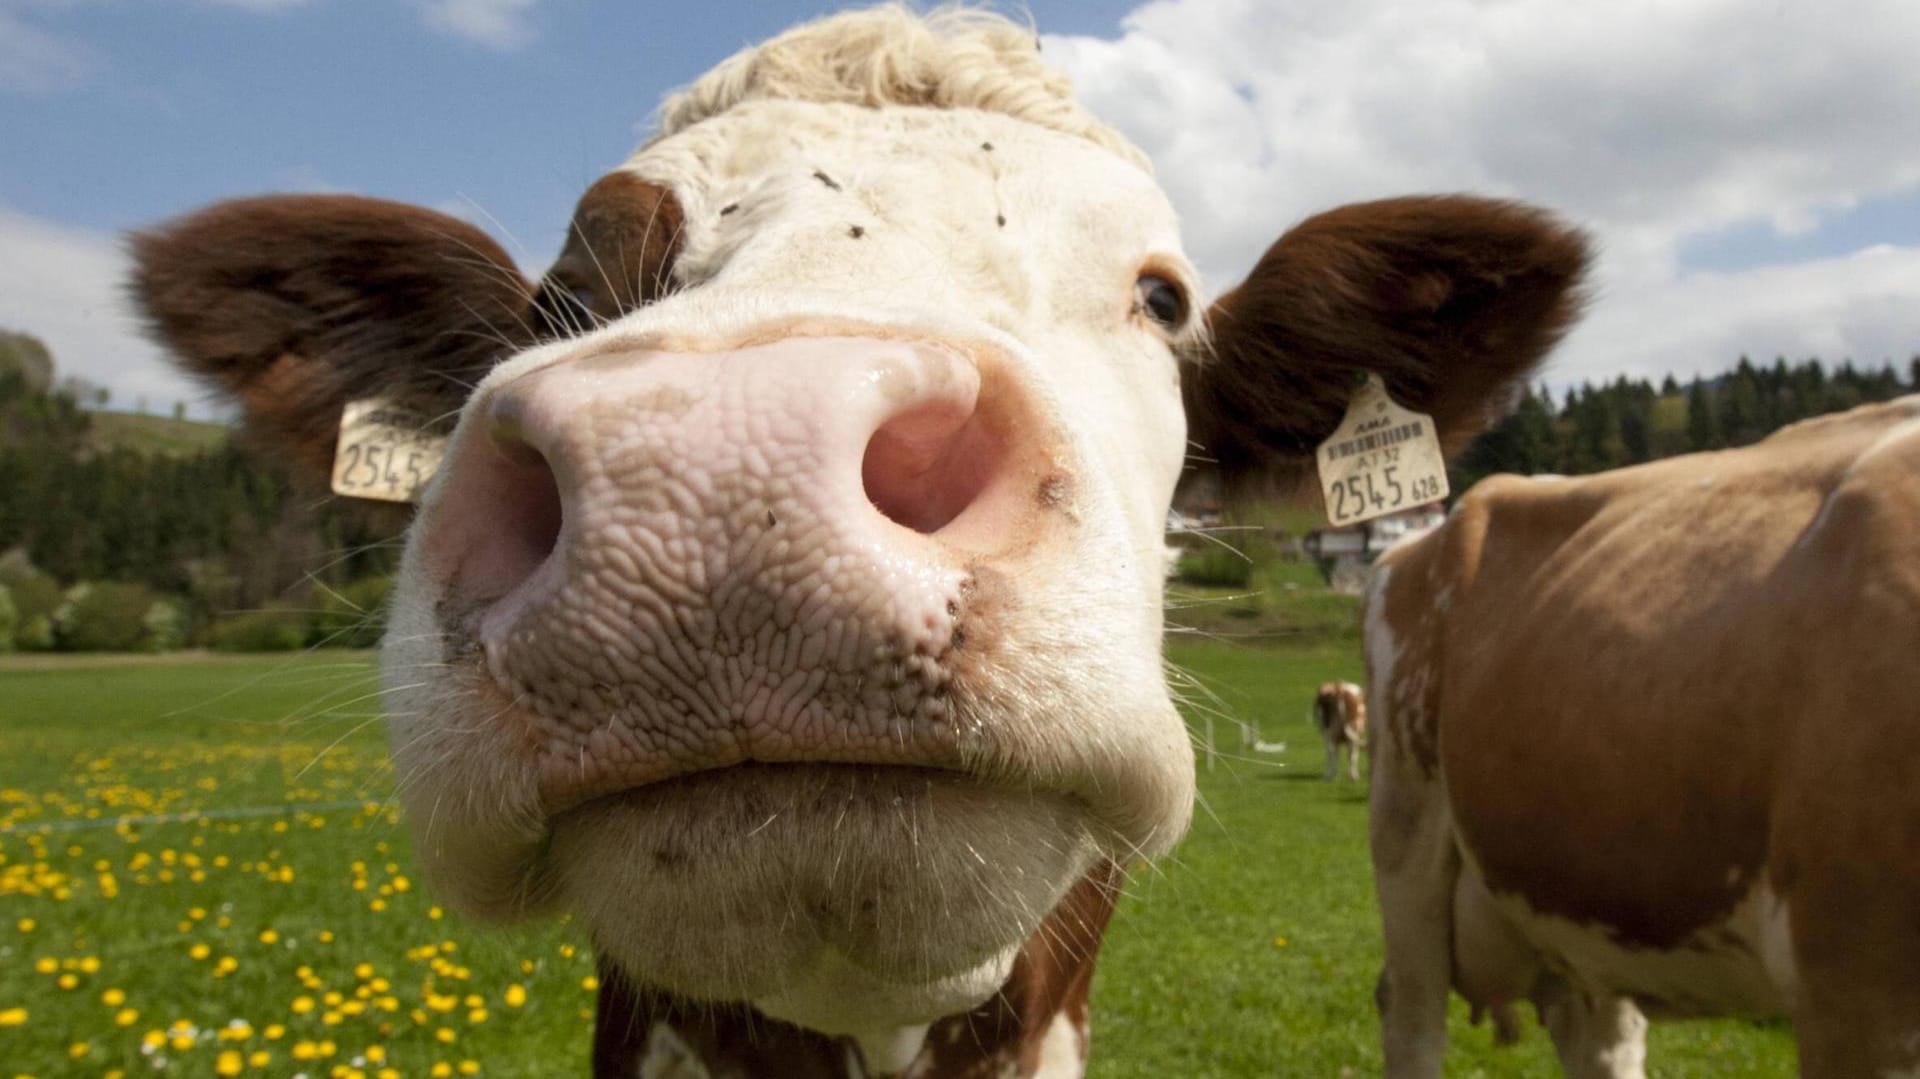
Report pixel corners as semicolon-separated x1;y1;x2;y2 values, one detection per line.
1;646;1796;1077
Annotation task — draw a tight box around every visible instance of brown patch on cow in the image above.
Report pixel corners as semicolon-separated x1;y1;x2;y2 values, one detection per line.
849;224;866;239
1180;195;1591;504
1035;474;1069;510
130;194;539;489
543;171;685;324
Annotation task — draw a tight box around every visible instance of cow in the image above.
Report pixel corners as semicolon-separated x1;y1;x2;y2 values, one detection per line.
1313;681;1367;781
1364;396;1920;1079
130;7;1589;1076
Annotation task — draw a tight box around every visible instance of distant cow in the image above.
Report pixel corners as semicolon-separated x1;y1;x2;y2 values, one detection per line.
1313;681;1367;781
134;7;1588;1076
1365;397;1920;1078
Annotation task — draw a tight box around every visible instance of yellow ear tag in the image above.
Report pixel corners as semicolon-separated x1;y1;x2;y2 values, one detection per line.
1315;374;1448;527
330;398;447;503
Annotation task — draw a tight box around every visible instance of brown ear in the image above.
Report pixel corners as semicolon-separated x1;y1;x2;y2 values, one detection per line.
1182;195;1591;500
129;195;540;487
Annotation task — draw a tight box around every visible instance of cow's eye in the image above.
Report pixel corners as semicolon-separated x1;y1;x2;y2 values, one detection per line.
1134;274;1188;331
535;276;598;335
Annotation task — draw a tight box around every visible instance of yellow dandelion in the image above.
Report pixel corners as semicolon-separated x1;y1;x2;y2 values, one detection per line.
354;962;375;980
458;1063;480;1076
15;919;33;933
435;1027;457;1044
581;975;600;992
250;1050;272;1067
115;1008;138;1027
292;996;316;1015
0;1007;27;1026
68;1042;91;1059
101;987;126;1007
215;1051;244;1077
56;973;79;990
189;943;211;961
467;1008;489;1024
32;957;56;975
430;1065;453;1079
265;1024;286;1040
259;930;279;945
503;984;527;1008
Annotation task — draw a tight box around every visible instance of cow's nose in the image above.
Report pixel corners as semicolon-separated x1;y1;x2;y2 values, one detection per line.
419;336;1036;632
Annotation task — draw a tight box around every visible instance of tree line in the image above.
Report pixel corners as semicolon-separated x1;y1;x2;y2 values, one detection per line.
1451;354;1920;491
0;332;394;652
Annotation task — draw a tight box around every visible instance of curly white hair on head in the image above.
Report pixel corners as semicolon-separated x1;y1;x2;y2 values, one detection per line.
652;3;1151;171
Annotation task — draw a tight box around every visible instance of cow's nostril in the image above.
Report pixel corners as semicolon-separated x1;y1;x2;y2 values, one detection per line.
862;397;1003;535
432;417;563;613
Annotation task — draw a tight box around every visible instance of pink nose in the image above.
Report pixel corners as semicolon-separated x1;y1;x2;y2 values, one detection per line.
415;336;1056;802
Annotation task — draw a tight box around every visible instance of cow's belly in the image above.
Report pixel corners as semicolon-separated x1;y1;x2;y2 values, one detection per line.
1465;857;1796;1020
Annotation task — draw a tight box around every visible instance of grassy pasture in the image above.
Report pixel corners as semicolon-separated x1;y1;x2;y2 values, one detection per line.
1;646;1796;1077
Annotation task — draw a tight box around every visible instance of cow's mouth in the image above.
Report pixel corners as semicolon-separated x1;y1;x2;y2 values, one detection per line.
544;759;1099;1032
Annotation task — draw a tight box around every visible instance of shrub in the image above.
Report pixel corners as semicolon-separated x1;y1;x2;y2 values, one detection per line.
143;598;190;652
0;551;60;650
1175;544;1254;589
310;575;393;649
55;581;162;652
0;585;15;654
210;606;311;652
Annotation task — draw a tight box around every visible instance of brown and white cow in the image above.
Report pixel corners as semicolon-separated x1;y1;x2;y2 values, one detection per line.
1365;396;1920;1078
1313;681;1367;781
130;8;1588;1076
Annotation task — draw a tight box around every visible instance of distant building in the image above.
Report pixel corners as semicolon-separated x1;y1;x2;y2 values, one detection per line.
1303;503;1446;593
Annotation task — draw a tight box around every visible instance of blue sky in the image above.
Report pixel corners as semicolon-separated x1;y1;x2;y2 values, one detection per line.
2;1;1141;265
3;0;1917;416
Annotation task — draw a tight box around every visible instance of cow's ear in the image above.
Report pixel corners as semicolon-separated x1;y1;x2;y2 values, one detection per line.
130;195;541;488
1180;195;1591;500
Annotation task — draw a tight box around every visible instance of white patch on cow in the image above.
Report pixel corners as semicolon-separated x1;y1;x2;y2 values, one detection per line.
1475;863;1794;1019
849;1023;929;1077
1032;1011;1086;1079
638;1022;712;1079
1363;564;1398;701
1796;412;1920;546
1753;885;1797;1010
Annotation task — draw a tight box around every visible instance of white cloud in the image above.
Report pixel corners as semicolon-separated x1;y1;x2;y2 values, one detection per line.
0;206;218;418
417;0;539;50
1047;0;1920;385
0;9;95;93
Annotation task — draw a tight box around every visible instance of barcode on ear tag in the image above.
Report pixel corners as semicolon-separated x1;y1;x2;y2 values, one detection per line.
331;398;447;504
1315;374;1449;527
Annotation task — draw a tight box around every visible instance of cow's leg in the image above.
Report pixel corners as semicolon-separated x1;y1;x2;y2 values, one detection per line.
1347;736;1363;782
1537;984;1648;1079
1371;746;1457;1078
1323;730;1340;780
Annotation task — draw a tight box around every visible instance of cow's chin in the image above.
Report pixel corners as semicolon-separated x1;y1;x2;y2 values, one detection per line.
547;764;1096;1036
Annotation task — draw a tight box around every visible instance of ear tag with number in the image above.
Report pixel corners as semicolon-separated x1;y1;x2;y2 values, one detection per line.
1315;374;1449;527
331;398;448;503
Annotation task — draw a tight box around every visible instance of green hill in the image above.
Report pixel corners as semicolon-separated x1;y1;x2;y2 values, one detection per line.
85;409;231;456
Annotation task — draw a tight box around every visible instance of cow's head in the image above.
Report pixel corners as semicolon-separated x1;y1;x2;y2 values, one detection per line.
130;6;1586;1050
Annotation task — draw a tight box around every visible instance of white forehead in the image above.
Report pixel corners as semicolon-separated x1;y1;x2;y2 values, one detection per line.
620;101;1192;330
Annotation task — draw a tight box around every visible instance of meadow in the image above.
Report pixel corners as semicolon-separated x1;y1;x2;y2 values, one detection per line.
1;644;1796;1077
